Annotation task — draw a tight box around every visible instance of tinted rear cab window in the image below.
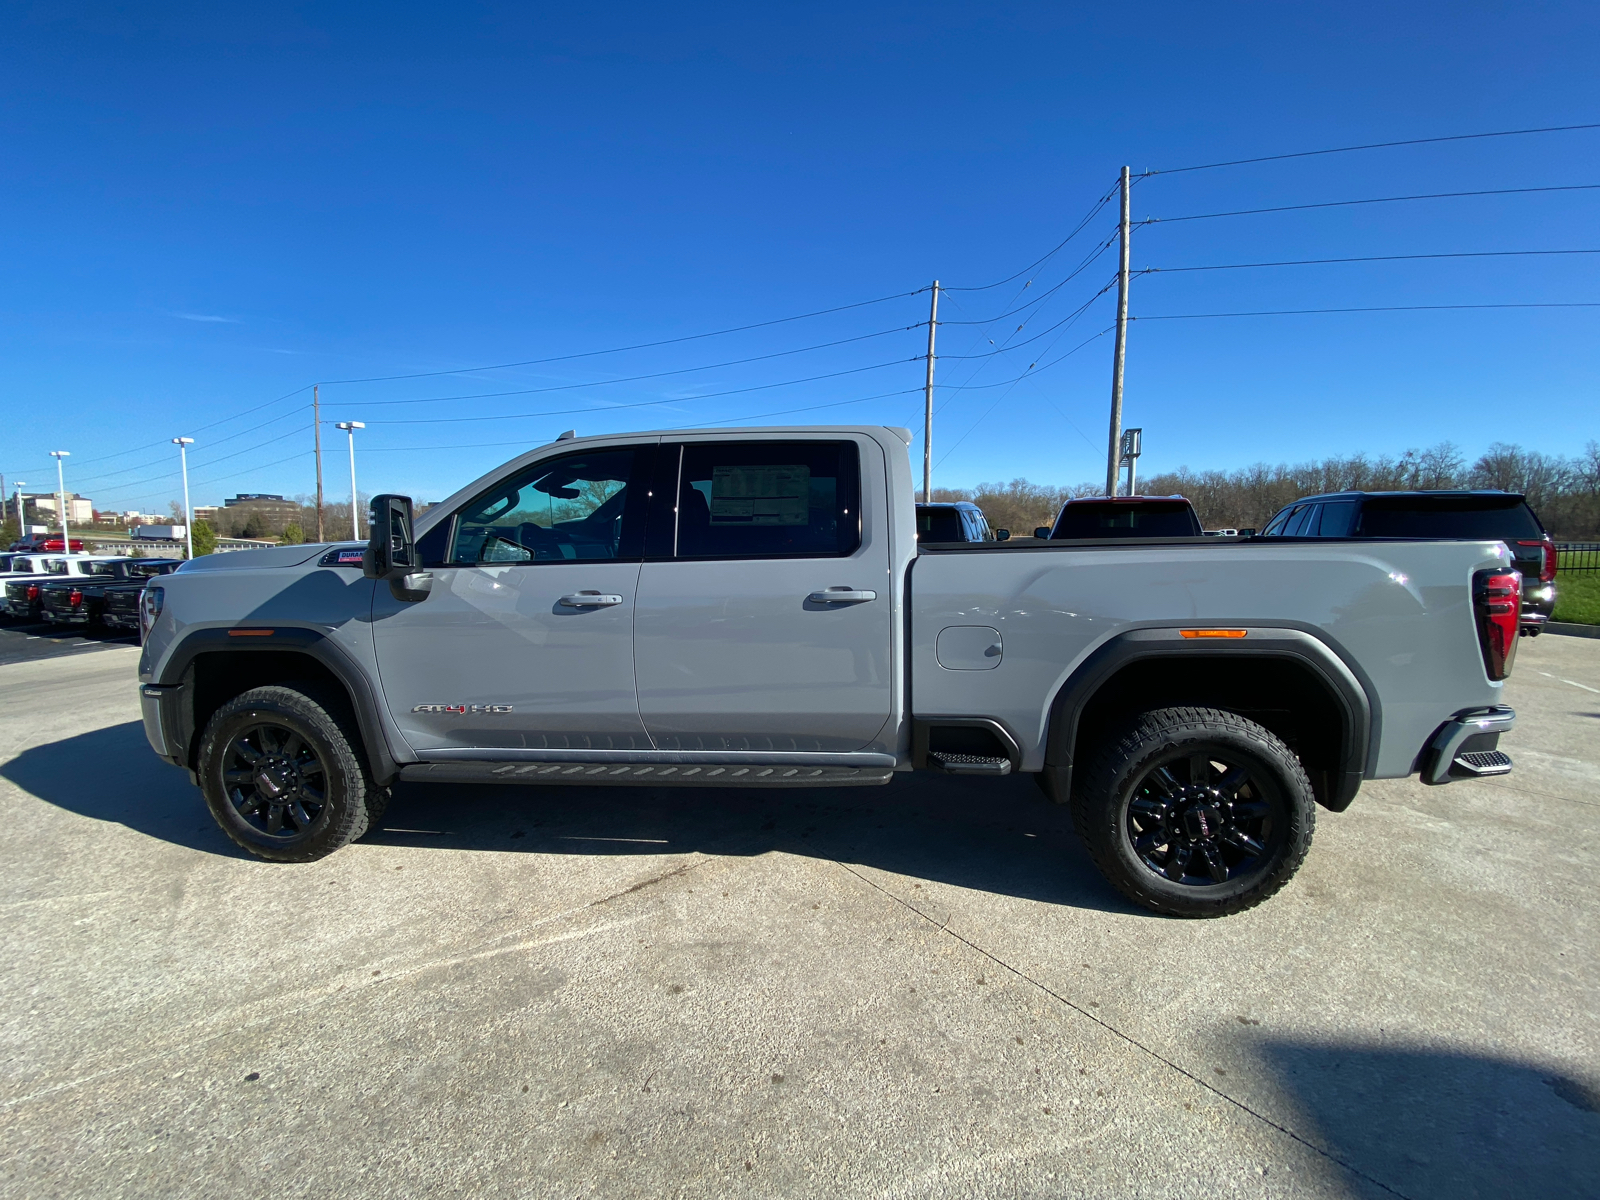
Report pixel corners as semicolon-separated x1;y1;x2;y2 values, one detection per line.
675;441;861;559
1052;501;1202;539
917;507;965;541
1356;496;1543;539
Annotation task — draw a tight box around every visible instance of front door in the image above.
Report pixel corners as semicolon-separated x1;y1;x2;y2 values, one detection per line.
633;437;894;753
372;443;654;753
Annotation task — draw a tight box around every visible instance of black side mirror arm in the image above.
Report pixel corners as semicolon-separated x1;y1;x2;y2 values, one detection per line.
364;493;433;601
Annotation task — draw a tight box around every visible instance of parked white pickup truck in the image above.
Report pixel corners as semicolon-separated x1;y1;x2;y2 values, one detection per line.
137;426;1521;916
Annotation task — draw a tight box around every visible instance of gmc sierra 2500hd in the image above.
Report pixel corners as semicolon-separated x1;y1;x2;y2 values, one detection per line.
137;426;1521;917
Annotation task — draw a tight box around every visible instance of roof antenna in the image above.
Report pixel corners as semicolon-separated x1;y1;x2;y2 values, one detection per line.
556;429;576;441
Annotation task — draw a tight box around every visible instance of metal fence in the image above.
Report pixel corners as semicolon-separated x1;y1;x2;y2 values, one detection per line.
1556;543;1600;574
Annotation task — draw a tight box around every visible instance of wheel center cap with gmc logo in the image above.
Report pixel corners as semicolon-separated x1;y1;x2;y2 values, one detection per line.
255;760;292;798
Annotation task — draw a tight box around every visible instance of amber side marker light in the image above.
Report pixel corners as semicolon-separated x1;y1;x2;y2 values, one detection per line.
228;629;276;637
1180;629;1248;639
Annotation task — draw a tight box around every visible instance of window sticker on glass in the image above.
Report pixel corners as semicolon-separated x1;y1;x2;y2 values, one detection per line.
709;465;810;525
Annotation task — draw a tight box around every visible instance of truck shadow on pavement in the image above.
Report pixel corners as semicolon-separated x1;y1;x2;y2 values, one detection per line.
1250;1040;1600;1200
5;721;1142;915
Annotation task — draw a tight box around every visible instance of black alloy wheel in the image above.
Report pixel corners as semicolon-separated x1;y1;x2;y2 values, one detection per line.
1073;706;1316;918
1125;749;1277;886
222;720;329;842
197;684;380;862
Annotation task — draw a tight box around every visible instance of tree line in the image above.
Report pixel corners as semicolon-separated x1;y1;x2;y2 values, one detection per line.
933;441;1600;539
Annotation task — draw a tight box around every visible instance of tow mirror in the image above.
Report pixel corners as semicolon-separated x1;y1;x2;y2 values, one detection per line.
364;494;432;600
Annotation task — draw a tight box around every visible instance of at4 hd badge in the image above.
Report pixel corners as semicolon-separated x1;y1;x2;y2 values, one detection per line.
412;704;515;714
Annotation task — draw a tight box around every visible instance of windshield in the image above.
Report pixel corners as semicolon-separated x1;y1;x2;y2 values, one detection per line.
1357;496;1543;539
130;560;175;578
1053;501;1203;539
78;560;118;577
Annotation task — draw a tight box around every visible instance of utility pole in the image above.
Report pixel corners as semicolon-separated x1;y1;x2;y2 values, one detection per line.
921;281;940;503
50;451;71;553
313;384;326;543
172;438;195;559
1105;166;1132;496
10;482;23;540
335;421;365;539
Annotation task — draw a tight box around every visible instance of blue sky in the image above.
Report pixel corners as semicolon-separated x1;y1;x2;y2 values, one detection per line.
2;2;1596;514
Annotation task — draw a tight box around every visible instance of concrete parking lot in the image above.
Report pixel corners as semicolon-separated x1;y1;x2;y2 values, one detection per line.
1;629;1596;1199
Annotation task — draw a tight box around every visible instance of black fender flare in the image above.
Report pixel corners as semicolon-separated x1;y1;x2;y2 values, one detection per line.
153;626;403;786
1040;625;1378;812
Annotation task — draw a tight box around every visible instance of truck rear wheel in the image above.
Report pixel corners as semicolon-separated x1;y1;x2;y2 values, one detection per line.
197;684;377;863
1073;706;1315;918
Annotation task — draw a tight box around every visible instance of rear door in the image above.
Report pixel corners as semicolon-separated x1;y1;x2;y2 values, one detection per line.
633;436;894;753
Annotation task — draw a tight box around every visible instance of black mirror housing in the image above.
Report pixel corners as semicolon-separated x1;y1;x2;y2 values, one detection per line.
995;528;1011;541
1033;526;1052;540
363;495;417;580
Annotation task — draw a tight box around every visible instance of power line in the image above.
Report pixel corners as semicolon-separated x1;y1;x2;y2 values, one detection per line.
942;184;1120;292
350;388;928;452
940;236;1119;324
314;291;929;386
1136;302;1600;320
1141;249;1600;273
330;325;920;409
352;359;920;426
1149;183;1600;224
1148;121;1600;175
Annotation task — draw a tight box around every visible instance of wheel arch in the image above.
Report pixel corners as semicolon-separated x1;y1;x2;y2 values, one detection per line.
1041;626;1377;812
153;627;401;786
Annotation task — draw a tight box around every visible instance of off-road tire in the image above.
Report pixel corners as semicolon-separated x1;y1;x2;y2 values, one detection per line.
1073;706;1315;918
198;683;377;862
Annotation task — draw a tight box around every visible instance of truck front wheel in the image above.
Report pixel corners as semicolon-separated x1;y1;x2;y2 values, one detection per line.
197;684;377;863
1074;706;1315;918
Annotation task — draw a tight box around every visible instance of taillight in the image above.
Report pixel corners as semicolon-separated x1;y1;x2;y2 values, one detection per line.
1515;539;1556;583
139;585;164;643
1473;570;1521;680
69;588;83;608
26;584;39;601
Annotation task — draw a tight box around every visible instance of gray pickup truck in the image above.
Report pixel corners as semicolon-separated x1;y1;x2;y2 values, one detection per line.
137;425;1522;917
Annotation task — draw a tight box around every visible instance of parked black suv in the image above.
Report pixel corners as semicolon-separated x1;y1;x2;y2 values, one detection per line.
916;501;1001;542
1261;490;1556;633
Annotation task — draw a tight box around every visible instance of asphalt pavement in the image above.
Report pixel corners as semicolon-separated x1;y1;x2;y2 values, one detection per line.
0;633;1596;1199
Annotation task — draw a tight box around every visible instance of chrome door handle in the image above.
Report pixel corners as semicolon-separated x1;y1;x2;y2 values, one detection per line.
808;588;877;604
559;591;624;607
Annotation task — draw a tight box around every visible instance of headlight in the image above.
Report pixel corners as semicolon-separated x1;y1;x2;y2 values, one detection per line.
139;586;165;643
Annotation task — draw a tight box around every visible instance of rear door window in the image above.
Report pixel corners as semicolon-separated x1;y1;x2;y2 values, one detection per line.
672;441;861;559
1315;501;1358;536
917;507;964;542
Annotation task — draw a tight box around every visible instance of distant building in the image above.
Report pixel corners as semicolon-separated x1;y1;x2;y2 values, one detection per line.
222;493;300;533
23;492;94;523
191;506;220;523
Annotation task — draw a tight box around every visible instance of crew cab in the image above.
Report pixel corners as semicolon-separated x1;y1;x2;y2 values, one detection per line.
39;558;179;627
137;426;1521;917
1;555;117;620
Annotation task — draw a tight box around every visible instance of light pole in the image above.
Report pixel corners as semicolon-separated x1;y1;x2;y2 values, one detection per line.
11;483;24;542
172;438;195;559
335;421;365;540
49;451;71;554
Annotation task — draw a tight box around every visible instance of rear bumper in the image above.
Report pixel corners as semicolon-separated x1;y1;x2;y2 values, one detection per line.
1422;705;1515;785
103;612;138;629
42;610;89;624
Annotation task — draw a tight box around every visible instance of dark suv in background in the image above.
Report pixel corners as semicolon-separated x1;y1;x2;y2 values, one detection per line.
1041;496;1205;540
1261;490;1556;633
916;501;1000;542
